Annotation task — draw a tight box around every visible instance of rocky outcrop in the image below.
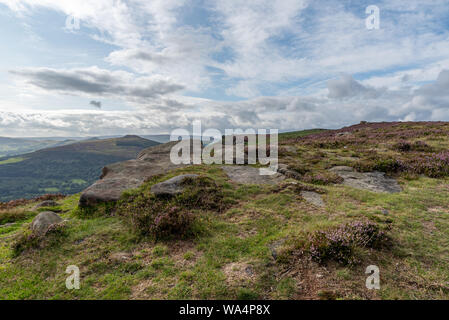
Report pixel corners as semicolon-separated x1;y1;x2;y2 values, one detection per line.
31;211;62;236
151;174;199;197
329;166;401;193
79;141;186;207
79;139;288;206
222;166;285;185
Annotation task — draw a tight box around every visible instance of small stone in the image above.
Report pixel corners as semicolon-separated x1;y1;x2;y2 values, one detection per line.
109;252;132;263
269;239;285;260
301;191;325;208
151;174;199;196
30;211;63;236
381;209;389;215
33;200;58;210
245;266;254;276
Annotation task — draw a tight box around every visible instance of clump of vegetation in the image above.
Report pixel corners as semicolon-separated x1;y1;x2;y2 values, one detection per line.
12;222;67;257
306;221;390;265
176;176;226;211
0;194;65;210
287;163;309;175
302;171;343;185
0;208;33;224
118;176;224;240
392;140;433;153
410;151;449;178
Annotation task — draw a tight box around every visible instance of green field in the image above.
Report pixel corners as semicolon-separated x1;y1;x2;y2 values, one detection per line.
0;157;24;165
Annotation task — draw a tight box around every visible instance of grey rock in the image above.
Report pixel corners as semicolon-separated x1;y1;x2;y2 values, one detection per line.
79;141;189;207
329;166;401;193
109;252;132;263
244;266;254;276
151;174;199;196
269;239;285;260
31;211;63;236
301;191;325;207
222;166;285;185
277;163;302;180
33;200;58;210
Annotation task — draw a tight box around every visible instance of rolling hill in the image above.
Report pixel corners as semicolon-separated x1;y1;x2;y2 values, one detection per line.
0;135;160;202
0;137;77;158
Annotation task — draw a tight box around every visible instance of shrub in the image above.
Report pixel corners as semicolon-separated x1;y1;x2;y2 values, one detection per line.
287;163;309;175
393;140;433;152
372;158;404;173
150;207;195;239
12;222;67;257
307;221;389;265
302;171;343;185
408;151;449;178
176;176;225;211
119;175;224;240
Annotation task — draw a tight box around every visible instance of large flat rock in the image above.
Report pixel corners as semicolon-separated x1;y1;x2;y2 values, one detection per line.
329;166;401;193
79;141;185;207
222;166;285;185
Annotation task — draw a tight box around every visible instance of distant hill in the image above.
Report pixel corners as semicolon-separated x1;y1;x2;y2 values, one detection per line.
0;135;160;202
0;137;77;158
140;134;171;143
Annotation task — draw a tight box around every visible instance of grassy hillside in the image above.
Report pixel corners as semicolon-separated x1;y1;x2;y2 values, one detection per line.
0;137;77;158
0;135;160;202
1;123;449;300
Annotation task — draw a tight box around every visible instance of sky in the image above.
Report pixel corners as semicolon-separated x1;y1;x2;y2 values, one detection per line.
1;0;449;137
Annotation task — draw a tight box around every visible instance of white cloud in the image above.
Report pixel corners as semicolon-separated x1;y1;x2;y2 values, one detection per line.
9;66;185;102
1;0;449;136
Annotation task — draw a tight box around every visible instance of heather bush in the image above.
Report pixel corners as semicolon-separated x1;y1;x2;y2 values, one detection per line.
392;140;433;152
307;221;389;265
118;175;224;240
408;151;449;178
302;171;343;185
149;206;195;239
12;222;67;257
176;176;225;211
372;158;405;173
287;163;309;175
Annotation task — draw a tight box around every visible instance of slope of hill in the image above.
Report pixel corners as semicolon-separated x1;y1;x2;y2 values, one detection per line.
2;123;449;300
0;135;160;202
0;137;77;158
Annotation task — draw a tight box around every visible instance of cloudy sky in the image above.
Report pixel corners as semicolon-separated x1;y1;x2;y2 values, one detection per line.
1;0;449;137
